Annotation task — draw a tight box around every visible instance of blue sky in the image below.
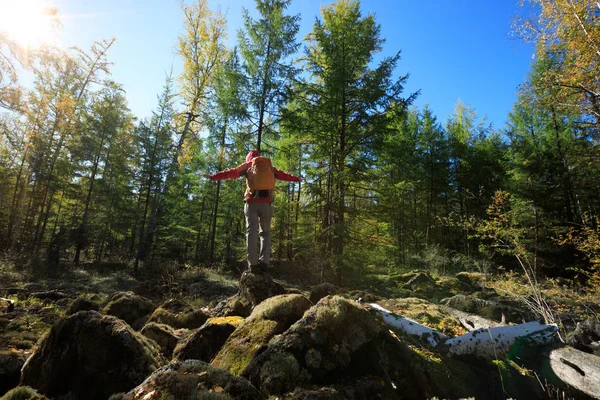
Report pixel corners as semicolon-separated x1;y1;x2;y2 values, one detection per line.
53;0;535;129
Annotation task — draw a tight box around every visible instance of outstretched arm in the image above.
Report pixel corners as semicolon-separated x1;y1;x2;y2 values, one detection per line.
274;168;304;182
203;162;250;181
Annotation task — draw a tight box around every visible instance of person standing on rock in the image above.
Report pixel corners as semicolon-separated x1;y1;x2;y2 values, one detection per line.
202;150;303;273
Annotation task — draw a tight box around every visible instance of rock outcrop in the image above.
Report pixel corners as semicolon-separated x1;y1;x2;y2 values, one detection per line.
20;310;165;400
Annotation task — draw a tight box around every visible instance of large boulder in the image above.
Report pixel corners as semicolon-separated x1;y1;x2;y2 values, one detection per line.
238;270;286;307
20;310;165;400
244;296;381;396
173;316;244;362
103;292;156;330
0;350;27;396
139;323;179;358
121;360;262;400
145;299;209;330
212;294;312;376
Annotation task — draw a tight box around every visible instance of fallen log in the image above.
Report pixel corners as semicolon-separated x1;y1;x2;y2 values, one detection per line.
369;303;600;398
369;303;558;359
548;346;600;399
444;321;558;359
369;303;448;346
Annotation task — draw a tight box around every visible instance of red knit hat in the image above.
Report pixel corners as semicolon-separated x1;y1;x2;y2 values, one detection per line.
246;150;260;162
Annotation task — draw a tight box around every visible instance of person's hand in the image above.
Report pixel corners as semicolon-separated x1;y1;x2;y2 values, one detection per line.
300;177;306;182
201;174;212;179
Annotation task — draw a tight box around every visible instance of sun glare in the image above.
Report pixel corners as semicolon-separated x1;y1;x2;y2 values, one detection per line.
0;0;57;48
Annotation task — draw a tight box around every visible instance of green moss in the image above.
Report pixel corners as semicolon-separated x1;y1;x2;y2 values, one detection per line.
0;386;49;400
249;294;311;325
259;351;310;395
212;319;279;376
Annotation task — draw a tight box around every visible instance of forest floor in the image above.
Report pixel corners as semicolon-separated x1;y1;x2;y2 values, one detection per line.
1;258;599;399
1;258;598;355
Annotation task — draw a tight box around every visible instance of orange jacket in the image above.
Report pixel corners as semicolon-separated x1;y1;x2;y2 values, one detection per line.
209;160;301;203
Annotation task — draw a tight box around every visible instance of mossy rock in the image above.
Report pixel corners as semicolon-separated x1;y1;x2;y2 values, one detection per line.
238;270;286;307
103;292;156;330
146;300;209;330
309;282;340;304
212;295;252;318
20;310;165;400
172;317;243;363
377;297;467;337
0;386;49;400
212;294;311;377
243;296;381;396
122;360;262;400
65;296;100;316
0;351;28;396
140;322;179;358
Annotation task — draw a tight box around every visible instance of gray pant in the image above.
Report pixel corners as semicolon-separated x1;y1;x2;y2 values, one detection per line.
244;202;272;266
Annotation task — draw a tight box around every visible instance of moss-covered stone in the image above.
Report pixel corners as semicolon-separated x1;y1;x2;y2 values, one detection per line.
238;270;286;307
65;295;100;316
172;318;241;363
243;296;381;396
102;292;156;330
140;322;179;358
0;386;49;400
122;360;262;400
0;350;28;395
145;300;209;330
212;294;311;377
248;294;311;325
212;295;252;318
309;282;340;304
20;310;165;400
